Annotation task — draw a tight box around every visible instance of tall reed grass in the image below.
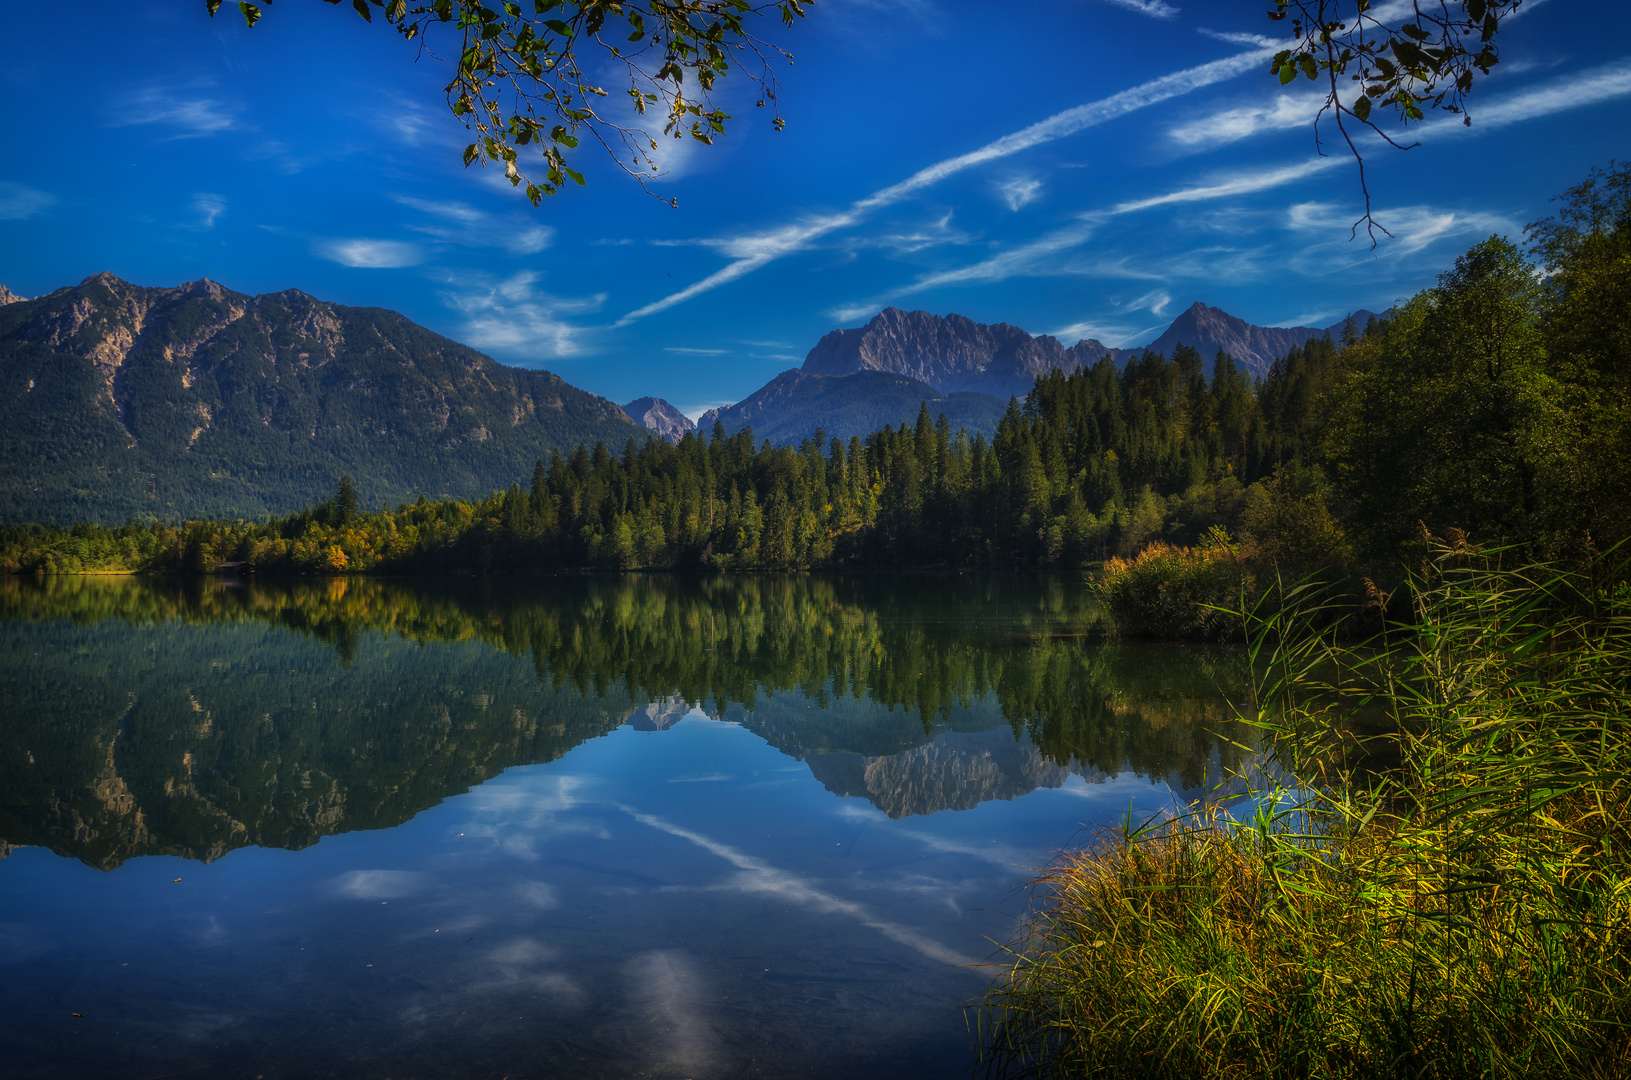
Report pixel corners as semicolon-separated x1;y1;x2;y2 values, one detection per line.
978;539;1631;1078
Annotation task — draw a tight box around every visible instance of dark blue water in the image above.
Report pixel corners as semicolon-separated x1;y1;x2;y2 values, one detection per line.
0;574;1253;1078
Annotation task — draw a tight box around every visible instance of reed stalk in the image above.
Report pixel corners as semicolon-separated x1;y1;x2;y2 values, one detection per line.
977;538;1631;1078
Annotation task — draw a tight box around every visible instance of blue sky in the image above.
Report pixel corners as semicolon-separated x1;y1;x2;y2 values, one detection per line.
1;1;1627;417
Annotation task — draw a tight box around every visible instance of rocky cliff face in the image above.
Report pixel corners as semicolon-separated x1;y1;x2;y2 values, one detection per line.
622;397;696;444
0;285;25;306
0;273;642;522
801;307;1127;399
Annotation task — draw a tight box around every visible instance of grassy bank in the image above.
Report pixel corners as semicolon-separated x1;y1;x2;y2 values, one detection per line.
978;541;1631;1078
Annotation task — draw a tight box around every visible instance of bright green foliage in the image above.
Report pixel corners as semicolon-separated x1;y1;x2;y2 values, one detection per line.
1527;160;1631;550
1326;238;1567;556
1094;529;1248;641
979;541;1631;1078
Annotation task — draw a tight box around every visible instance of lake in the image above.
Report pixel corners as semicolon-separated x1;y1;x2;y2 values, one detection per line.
0;573;1255;1079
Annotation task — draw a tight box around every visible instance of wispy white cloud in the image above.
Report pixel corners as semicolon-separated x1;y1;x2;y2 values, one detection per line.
1134;289;1172;318
1447;56;1631;130
664;346;729;356
442;270;604;359
191;193;225;229
0;181;55;221
1168;91;1322;151
314;238;425;269
625;806;976;966
1197;29;1282;47
394;195;554;256
615;43;1280;326
113;84;239;137
820;49;1631;343
828;219;1100;320
1172;54;1631;156
1047;319;1138;344
1287;202;1516;257
996;175;1043;211
1103;0;1179;19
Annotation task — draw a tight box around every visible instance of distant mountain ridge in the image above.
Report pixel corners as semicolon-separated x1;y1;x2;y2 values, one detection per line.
0;273;643;523
801;303;1376;397
696;369;1009;446
802;307;1124;400
631;302;1379;449
1143;302;1383;377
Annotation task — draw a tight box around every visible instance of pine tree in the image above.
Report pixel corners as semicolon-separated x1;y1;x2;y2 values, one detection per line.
335;475;359;526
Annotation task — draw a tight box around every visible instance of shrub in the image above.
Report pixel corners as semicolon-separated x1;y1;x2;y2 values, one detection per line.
1094;528;1250;640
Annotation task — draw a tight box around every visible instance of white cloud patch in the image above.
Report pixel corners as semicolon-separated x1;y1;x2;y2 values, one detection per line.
315;238;425;269
664;346;729;356
0;181;56;221
192;193;225;229
1168;91;1321;151
1103;0;1179;18
333;870;428;900
1133;290;1173;317
513;882;561;910
394;195;553;256
114;85;239;137
443;271;604;359
995;175;1044;211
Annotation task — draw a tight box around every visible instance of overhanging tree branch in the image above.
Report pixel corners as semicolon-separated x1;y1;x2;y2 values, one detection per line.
207;0;811;206
1269;0;1524;247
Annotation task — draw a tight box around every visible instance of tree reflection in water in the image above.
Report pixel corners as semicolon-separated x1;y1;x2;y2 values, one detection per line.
0;573;1256;869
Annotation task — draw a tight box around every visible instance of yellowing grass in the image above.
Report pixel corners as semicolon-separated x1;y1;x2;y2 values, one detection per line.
980;544;1631;1079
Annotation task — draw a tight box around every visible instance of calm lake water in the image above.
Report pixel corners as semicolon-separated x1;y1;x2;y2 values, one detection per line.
0;574;1255;1079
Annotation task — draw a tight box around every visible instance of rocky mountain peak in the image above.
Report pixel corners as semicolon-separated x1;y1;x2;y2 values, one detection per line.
801;306;1110;398
0;285;25;306
622;397;696;444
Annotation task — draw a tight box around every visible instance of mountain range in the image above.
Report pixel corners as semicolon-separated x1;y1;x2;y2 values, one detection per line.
641;302;1379;448
1;271;1379;522
0;273;642;523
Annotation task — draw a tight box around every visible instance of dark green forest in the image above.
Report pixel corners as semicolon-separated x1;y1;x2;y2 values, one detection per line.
4;166;1627;593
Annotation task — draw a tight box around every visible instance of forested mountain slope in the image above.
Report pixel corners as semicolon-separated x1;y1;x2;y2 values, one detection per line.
0;273;643;523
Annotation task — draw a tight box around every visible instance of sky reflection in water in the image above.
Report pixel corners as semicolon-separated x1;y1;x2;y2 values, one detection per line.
0;574;1254;1078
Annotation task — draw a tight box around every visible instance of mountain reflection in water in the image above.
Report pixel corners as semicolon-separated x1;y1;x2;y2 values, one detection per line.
0;572;1255;869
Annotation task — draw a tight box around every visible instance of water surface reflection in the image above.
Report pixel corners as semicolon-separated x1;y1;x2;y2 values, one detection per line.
0;574;1255;1078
